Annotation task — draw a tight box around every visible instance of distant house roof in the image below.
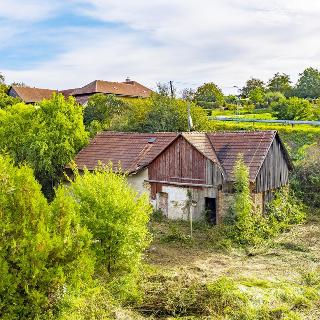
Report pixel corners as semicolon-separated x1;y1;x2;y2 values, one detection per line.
9;86;57;103
72;132;178;173
70;80;153;99
71;130;291;182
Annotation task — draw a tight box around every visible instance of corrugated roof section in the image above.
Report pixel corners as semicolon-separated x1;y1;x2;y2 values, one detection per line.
73;132;178;173
207;131;276;181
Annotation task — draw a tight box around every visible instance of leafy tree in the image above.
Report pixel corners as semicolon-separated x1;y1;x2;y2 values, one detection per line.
227;155;256;245
0;72;4;84
0;155;93;319
248;87;265;108
294;67;320;99
272;97;315;120
66;166;151;276
193;82;224;108
143;94;209;132
157;82;176;97
110;94;209;132
267;72;292;96
263;91;286;108
0;94;88;197
84;93;128;127
181;88;195;101
241;78;265;98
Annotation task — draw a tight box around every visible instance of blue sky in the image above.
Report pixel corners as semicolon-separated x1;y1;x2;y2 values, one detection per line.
1;0;320;94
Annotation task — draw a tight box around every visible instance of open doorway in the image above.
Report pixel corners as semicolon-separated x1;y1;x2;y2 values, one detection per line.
205;197;216;225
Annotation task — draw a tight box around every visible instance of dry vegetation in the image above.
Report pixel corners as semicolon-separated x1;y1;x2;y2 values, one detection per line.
134;213;320;319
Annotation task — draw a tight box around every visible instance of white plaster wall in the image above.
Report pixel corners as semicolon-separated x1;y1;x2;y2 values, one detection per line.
127;169;150;195
160;186;218;221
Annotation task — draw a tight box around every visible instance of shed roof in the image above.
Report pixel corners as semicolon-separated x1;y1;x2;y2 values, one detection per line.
72;132;178;173
207;131;278;181
71;130;290;182
10;86;57;103
70;80;153;98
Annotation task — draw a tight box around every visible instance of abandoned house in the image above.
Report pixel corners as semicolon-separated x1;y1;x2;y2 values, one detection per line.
71;130;292;224
8;78;153;105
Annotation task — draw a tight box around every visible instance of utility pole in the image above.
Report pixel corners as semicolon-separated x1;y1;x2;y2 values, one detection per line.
169;80;174;98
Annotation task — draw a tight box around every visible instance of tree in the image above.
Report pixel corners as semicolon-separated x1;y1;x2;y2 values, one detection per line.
181;88;195;101
263;91;286;108
193;82;224;108
142;94;209;132
294;67;320;99
84;93;128;127
248;87;265;108
241;78;265;98
0;155;93;319
267;72;292;97
66;166;151;276
271;97;315;120
109;94;209;133
157;82;176;97
0;94;88;197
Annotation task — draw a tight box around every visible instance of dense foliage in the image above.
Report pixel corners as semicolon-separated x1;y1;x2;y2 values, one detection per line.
193;82;224;108
65;166;152;300
0;94;88;197
227;156;305;245
85;93;210;134
0;155;93;319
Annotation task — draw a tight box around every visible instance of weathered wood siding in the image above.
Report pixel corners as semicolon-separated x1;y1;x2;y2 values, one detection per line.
255;137;289;193
148;136;223;186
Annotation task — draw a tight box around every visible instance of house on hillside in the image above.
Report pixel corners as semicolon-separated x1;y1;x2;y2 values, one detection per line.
8;78;153;105
70;131;292;224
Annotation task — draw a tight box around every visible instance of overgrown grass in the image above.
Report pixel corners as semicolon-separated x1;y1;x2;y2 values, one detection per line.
135;270;320;319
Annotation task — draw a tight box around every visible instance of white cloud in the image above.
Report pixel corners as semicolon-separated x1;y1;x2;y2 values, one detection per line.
2;0;320;94
0;0;62;21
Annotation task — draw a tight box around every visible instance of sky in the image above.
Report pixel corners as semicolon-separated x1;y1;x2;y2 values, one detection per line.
1;0;320;94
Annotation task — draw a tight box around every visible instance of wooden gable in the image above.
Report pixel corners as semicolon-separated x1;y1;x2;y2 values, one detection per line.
255;134;291;193
148;135;223;186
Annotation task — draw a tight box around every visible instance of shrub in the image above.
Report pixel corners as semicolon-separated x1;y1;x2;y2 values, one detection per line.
0;155;93;319
292;143;320;208
226;157;305;246
65;166;152;300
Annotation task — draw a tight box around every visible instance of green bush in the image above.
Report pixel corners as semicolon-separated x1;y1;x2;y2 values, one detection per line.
0;155;93;319
65;166;152;301
226;157;305;246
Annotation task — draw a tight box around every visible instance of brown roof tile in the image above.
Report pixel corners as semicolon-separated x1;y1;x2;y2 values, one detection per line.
70;80;153;98
10;86;57;103
72;130;287;182
207;131;277;181
73;132;178;173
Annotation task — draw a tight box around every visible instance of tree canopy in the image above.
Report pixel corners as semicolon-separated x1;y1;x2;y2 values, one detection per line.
267;72;292;97
0;94;88;197
193;82;224;108
294;67;320;99
241;78;265;98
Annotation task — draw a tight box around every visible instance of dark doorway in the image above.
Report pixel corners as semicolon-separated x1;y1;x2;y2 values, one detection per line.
205;197;216;225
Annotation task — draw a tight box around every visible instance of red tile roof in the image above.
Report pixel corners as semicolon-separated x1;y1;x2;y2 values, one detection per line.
10;86;57;103
72;130;290;181
73;132;178;173
207;131;277;181
70;80;153;98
